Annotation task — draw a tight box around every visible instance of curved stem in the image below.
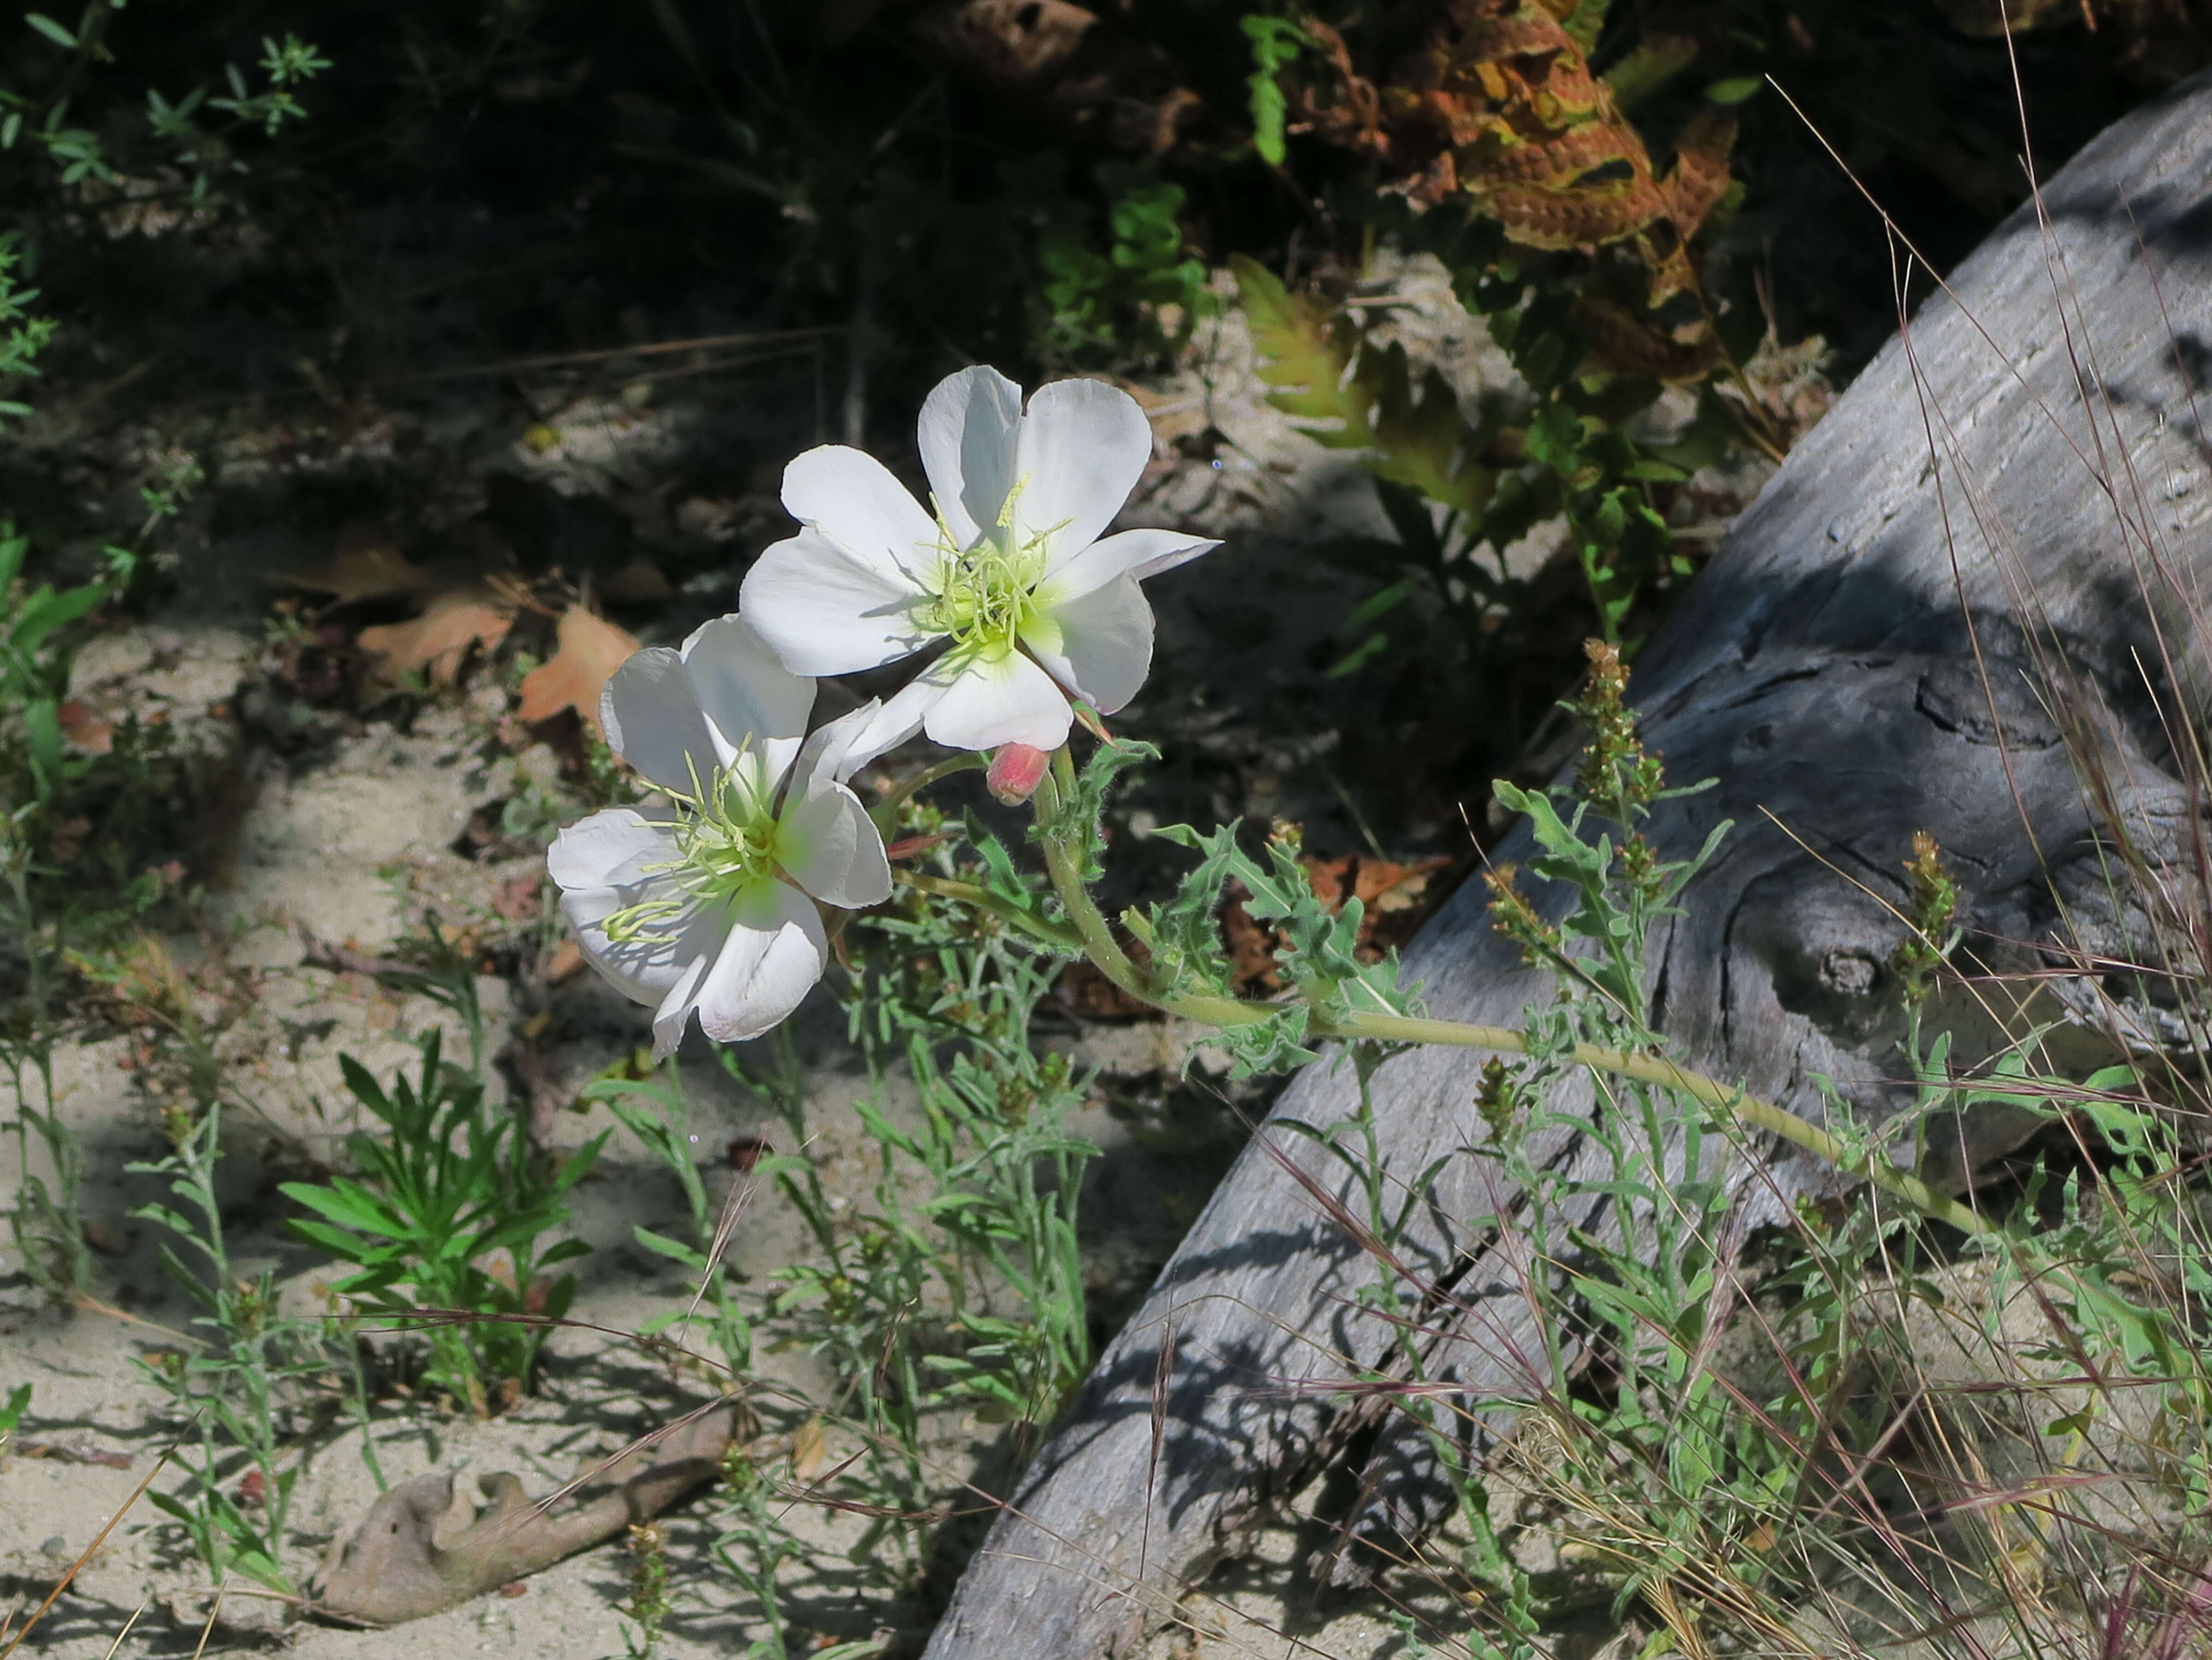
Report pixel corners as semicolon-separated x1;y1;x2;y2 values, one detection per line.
869;752;987;838
893;869;1084;954
1032;757;1150;1000
1023;776;1992;1238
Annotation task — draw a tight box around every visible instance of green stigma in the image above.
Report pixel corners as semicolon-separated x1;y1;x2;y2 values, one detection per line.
919;480;1065;661
598;748;784;946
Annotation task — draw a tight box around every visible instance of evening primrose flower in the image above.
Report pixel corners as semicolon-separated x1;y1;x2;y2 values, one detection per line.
738;366;1219;753
547;616;905;1060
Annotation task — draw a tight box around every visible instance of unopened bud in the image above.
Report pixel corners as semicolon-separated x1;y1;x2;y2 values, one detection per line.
987;742;1049;805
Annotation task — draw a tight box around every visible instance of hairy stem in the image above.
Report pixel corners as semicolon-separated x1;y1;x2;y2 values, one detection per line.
1023;760;1991;1238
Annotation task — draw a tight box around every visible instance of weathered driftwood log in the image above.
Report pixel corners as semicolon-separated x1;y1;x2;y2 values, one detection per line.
922;71;2212;1659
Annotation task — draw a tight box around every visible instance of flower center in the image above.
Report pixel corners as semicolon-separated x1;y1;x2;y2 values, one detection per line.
600;753;783;946
920;483;1061;660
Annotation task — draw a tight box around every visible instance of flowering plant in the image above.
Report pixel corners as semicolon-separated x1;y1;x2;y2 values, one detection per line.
550;368;1985;1239
549;615;903;1059
739;366;1216;753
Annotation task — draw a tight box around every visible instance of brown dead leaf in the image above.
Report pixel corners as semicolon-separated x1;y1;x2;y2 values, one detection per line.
56;700;114;754
1223;894;1281;993
791;1417;828;1483
358;593;515;687
1053;958;1159;1021
273;523;440;605
516;605;640;736
491;875;542;921
1221;853;1454;994
599;559;675;605
544;938;586;984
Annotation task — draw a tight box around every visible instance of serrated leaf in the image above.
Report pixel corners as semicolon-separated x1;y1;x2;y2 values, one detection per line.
1200;1003;1316;1079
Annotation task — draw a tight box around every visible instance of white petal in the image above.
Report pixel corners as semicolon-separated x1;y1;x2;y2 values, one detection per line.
824;681;936;779
693;883;828;1044
918;366;1023;551
650;954;713;1062
561;874;727;1023
680;615;813;784
778;779;892;909
601;647;721;796
1024;575;1154;716
782;445;943;583
1041;527;1218;603
740;528;933;676
1013;379;1152;569
547;808;675;891
920;649;1073;752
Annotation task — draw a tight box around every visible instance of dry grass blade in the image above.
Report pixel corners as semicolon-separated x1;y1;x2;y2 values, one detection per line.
96;1599;148;1660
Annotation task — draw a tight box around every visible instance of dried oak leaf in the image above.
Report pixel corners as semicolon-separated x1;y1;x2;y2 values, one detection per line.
56;700;114;754
357;592;515;688
1054;957;1159;1021
273;524;440;606
515;605;640;736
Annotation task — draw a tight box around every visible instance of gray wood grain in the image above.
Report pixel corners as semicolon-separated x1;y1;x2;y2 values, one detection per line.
924;71;2212;1658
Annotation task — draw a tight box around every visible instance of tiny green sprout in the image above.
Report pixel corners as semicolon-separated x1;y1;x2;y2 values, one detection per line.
1891;829;1959;1010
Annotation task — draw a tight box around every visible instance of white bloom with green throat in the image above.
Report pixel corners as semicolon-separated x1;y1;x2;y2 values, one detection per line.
737;365;1219;753
548;616;904;1059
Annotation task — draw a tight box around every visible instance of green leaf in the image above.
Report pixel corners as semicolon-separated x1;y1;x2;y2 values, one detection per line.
9;577;105;655
1325;633;1392;678
1201;1003;1315;1079
632;1226;705;1269
24;12;77;47
1144;821;1246;1001
1603;36;1699;110
23;698;61;789
280;1179;402;1237
1705;76;1764;105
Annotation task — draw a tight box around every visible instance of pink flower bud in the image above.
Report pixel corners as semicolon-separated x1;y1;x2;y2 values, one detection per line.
987;742;1050;805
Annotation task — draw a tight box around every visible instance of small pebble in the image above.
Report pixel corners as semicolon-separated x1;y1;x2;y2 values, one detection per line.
40;1535;68;1559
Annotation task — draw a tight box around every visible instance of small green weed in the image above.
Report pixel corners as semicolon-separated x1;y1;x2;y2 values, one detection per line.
130;1100;324;1593
280;1029;604;1414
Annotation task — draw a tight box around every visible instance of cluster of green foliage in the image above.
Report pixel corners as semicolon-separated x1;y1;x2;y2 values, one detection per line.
280;1029;604;1415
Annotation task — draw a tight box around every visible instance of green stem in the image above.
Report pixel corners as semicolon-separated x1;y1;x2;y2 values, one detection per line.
1023;769;1992;1239
1033;757;1150;998
1319;1010;1988;1235
893;869;1084;954
870;752;987;838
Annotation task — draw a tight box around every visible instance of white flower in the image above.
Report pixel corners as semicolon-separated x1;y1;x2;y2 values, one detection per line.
737;366;1219;753
547;616;901;1060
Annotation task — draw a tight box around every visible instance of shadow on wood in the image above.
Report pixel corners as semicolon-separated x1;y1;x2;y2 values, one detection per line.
923;70;2212;1659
